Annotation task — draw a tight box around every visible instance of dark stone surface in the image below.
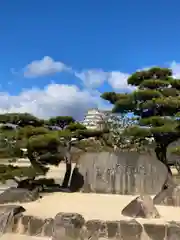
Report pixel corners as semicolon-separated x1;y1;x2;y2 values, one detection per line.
85;220;108;239
54;212;85;228
158;185;180;207
144;223;166;240
69;166;84;192
16;215;54;237
120;219;143;240
122;195;160;218
106;221;120;239
43;218;54;237
167;221;180;240
52;212;85;240
71;151;168;195
0;205;25;216
28;216;45;236
0;187;39;204
0;205;25;233
20;215;32;234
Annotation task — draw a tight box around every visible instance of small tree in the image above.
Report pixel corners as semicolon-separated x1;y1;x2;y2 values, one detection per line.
0;125;61;187
55;128;110;188
101;67;180;203
0;113;109;191
103;113;135;150
0;113;44;127
48;116;75;129
66;122;86;132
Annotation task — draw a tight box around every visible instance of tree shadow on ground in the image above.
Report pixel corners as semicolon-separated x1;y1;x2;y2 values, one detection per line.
34;166;84;194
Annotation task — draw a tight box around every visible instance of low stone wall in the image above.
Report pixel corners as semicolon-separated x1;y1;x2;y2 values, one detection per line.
12;215;53;237
8;212;180;240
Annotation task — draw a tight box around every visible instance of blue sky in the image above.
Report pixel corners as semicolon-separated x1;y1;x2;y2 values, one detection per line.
1;0;180;120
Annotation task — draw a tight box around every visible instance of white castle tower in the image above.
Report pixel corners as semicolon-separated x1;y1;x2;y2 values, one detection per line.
83;108;106;130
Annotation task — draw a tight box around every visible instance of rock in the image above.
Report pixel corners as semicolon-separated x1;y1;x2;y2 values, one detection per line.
52;212;85;240
121;195;160;218
106;221;120;239
43;218;54;237
0;205;25;216
153;173;176;206
144;223;166;240
69;166;84;192
0;187;39;204
155;184;180;206
16;215;53;237
169;185;180;206
85;220;108;239
120;219;143;240
70;151;168;194
167;221;180;240
0;205;25;233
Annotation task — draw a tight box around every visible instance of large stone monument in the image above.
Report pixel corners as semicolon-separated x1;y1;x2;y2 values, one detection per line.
70;151;168;195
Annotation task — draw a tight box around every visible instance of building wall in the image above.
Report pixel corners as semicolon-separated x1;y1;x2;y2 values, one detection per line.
83;108;106;130
83;108;133;131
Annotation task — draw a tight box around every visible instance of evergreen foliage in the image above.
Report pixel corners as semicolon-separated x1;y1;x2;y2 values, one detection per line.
101;67;180;173
0;113;108;186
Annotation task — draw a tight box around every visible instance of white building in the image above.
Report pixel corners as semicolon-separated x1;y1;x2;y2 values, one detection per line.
83;108;106;130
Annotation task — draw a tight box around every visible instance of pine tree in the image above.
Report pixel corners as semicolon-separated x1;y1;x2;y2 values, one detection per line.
0;113;109;190
101;67;180;202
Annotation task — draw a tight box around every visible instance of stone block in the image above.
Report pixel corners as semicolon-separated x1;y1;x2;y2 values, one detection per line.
120;219;143;240
167;221;180;240
143;223;166;240
106;221;120;239
52;212;85;240
27;216;45;236
43;218;54;237
122;195;160;218
0;187;39;204
0;205;25;233
13;215;54;237
85;220;108;239
159;185;180;207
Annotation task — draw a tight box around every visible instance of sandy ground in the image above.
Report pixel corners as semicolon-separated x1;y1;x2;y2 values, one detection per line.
1;192;180;239
0;159;180;227
0;234;49;240
18;192;180;225
0;161;76;192
3;160;76;180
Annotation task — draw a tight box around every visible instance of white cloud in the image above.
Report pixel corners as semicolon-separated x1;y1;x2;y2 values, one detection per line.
10;58;180;120
75;69;108;88
170;61;180;79
5;61;179;120
107;71;134;91
24;56;70;78
21;56;133;91
74;69;131;91
0;84;107;120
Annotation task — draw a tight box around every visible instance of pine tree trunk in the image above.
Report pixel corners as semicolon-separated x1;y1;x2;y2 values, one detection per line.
155;143;172;175
61;144;72;189
153;144;176;204
61;162;72;188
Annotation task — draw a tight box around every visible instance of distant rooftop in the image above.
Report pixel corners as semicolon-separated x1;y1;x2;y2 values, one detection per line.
100;110;112;114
